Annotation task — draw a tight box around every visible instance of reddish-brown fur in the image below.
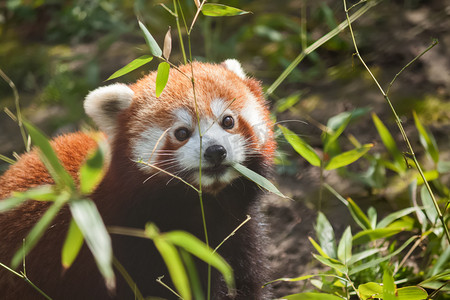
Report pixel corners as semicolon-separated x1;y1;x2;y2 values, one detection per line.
0;62;275;299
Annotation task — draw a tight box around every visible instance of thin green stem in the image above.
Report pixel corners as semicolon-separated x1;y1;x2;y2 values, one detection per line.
343;0;450;244
266;0;379;96
173;0;187;64
386;39;438;96
0;68;29;151
113;256;145;300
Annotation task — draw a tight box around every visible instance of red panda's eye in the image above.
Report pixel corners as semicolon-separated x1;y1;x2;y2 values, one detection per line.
175;127;190;141
222;116;234;129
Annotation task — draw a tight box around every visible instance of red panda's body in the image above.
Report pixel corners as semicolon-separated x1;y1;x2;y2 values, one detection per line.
0;61;275;299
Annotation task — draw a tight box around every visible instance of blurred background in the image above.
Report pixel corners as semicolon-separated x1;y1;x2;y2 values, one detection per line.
1;0;449;297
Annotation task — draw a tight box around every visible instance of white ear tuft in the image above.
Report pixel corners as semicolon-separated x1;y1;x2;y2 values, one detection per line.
222;59;246;79
84;83;134;138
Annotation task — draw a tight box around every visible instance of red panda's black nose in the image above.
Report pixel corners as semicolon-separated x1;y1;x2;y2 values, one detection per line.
204;145;227;166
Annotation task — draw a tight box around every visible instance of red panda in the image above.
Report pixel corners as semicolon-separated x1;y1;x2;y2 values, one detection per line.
0;60;276;299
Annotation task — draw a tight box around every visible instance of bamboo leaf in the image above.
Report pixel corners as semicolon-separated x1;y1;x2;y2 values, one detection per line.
372;113;405;170
201;4;250;17
383;269;396;300
156;62;170;98
23;121;74;190
337;226;352;264
324;144;373;170
12;193;69;268
413;111;439;163
145;224;191;299
420;185;438;223
106;55;153;81
70;199;115;291
79;143;105;195
138;20;162;57
347;197;372;230
163;229;235;293
280;292;344;300
349;236;417;275
376;207;418;229
163;27;172;60
358;282;383;300
61;218;84;270
313;254;348;274
279;125;321;167
315;212;337;259
396;286;428;300
232;163;287;198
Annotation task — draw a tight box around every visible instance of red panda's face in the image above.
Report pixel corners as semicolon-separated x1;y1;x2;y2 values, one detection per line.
84;60;275;191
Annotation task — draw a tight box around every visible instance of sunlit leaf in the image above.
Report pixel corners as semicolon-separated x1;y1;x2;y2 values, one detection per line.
12;193;69;268
349;236;417;275
163;229;235;292
372;113;405;172
337;226;352;264
0;186;56;212
413;111;439;163
232;163;287;198
156;62;170;97
275;92;302;113
79;143;106;195
348;248;382;266
70;199;115;291
353;218;414;245
179;250;204;300
312;254;348;274
138;20;162;57
376;207;418;229
201;4;250;17
145;224;191;299
383;269;396;300
347;197;372;230
396;286;428;300
315;212;336;259
324;144;373;170
23;121;74;190
308;237;330;258
106;55;153;81
420;185;438;224
279;125;321;167
280;292;344;300
264;273;347;287
62;218;84;270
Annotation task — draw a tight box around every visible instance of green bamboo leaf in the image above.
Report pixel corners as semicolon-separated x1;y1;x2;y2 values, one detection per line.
312;254;348;274
12;193;69;268
315;212;337;259
376;207;418;229
163;229;235;293
372;113;405;171
201;4;250;17
413;111;439;163
155;62;170;97
23;121;74;190
347;248;382;265
437;161;450;173
349;236;417;275
420;185;438;223
396;286;428;300
232;163;287;198
347;197;372;230
138;20;162;57
279;125;321;167
324;143;373;170
106;55;153;81
264;273;347;287
0;186;56;212
337;226;352;264
323;113;352;153
358;282;383;300
61;218;84;270
70;199;115;291
308;237;330;258
145;224;191;299
368;206;378;229
281;292;344;300
179;250;204;300
353;219;414;245
383;269;396;300
79;143;105;195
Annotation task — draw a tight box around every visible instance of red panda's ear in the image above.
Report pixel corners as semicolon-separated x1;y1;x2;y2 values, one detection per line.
221;59;247;79
84;83;134;138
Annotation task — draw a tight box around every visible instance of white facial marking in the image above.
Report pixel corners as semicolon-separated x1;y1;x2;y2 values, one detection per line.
210;98;230;119
240;94;268;145
174;108;193;126
132;126;167;172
